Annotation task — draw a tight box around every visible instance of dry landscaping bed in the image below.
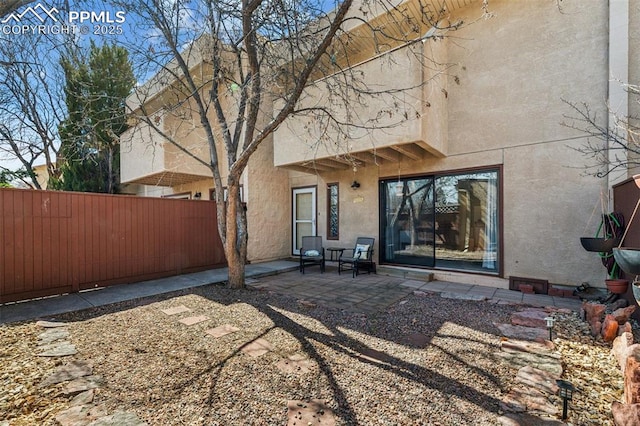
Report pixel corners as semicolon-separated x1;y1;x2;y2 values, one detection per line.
0;285;627;425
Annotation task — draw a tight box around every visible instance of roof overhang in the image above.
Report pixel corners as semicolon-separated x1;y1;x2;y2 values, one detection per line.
123;171;211;187
277;141;441;174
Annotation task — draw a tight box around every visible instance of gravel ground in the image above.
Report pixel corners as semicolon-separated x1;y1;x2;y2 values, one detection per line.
0;285;628;425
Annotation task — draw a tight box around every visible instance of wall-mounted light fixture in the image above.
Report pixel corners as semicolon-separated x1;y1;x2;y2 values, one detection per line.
351;181;360;189
194;192;202;199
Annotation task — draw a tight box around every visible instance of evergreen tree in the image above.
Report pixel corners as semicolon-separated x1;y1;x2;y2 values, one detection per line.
54;41;134;193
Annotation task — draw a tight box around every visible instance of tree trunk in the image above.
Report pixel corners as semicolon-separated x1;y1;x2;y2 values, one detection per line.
223;180;247;289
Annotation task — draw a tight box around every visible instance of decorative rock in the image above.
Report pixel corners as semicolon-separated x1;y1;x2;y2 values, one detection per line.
620;322;634;335
286;399;336;426
63;375;104;396
612;336;636;373
590;320;603;337
511;309;549;328
36;320;68;328
583;302;606;323
602;314;620;343
40;360;93;387
413;290;428;297
515;366;560;395
611;401;640;426
624;346;640;404
54;404;108;426
609;298;629;311
613;306;637;325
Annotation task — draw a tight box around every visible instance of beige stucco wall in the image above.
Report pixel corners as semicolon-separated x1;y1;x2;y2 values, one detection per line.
282;0;611;288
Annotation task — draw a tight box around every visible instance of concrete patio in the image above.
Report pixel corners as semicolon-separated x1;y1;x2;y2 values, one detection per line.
1;259;582;324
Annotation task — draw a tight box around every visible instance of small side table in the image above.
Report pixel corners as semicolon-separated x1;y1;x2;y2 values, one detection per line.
327;247;346;261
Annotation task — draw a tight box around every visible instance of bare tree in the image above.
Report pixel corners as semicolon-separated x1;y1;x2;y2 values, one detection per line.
0;30;70;189
119;0;490;288
562;83;640;178
0;0;37;19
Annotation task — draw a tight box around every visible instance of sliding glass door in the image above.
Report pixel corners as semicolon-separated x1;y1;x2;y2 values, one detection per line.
380;177;435;267
380;169;500;274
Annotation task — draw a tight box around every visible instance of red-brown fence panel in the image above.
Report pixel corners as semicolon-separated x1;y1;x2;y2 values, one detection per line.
0;188;226;303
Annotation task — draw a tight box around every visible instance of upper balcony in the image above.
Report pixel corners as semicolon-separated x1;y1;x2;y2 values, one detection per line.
273;41;448;173
120;117;211;187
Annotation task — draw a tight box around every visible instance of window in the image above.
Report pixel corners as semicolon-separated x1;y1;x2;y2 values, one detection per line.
380;168;499;274
327;183;339;239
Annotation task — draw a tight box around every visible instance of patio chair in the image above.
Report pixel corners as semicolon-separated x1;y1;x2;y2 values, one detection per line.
338;237;376;278
299;236;325;274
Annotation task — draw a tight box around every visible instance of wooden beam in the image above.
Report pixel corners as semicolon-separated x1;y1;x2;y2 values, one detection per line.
352;151;384;165
315;159;349;170
372;148;400;162
390;144;423;161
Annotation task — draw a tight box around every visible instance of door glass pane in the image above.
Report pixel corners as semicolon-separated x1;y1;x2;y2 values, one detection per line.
296;222;313;249
296;193;312;220
380;178;435;267
434;171;499;273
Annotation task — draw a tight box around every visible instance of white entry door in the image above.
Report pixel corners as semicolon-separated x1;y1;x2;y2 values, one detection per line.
292;187;316;255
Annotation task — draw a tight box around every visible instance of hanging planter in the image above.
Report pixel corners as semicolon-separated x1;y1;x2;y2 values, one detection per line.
613;247;640;276
580;236;621;252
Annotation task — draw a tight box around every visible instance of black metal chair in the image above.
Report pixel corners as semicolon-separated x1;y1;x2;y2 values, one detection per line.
299;236;325;274
338;237;376;278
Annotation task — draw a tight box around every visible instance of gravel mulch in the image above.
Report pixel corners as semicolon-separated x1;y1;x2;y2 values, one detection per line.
0;284;628;425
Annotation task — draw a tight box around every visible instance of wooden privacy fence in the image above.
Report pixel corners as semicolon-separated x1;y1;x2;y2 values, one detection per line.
1;188;226;303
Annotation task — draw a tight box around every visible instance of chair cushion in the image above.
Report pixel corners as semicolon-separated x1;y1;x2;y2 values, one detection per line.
354;244;370;260
304;250;320;256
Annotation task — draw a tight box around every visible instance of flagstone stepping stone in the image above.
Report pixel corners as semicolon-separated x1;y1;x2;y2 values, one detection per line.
277;354;313;375
38;328;70;344
37;341;78;357
498;413;566;425
89;410;148;426
206;324;240;338
63;375;104;395
403;332;430;348
178;315;209;326
286;399;336;426
515;366;559;395
358;348;392;364
161;305;191;316
495;351;562;375
55;403;108;426
501;339;555;355
511;309;550;328
240;338;274;357
440;292;487;301
495;323;549;341
500;386;559;416
36;320;68;328
70;389;95;407
40;360;93;387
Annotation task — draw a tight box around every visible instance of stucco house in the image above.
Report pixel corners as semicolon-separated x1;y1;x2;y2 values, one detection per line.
120;0;638;290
